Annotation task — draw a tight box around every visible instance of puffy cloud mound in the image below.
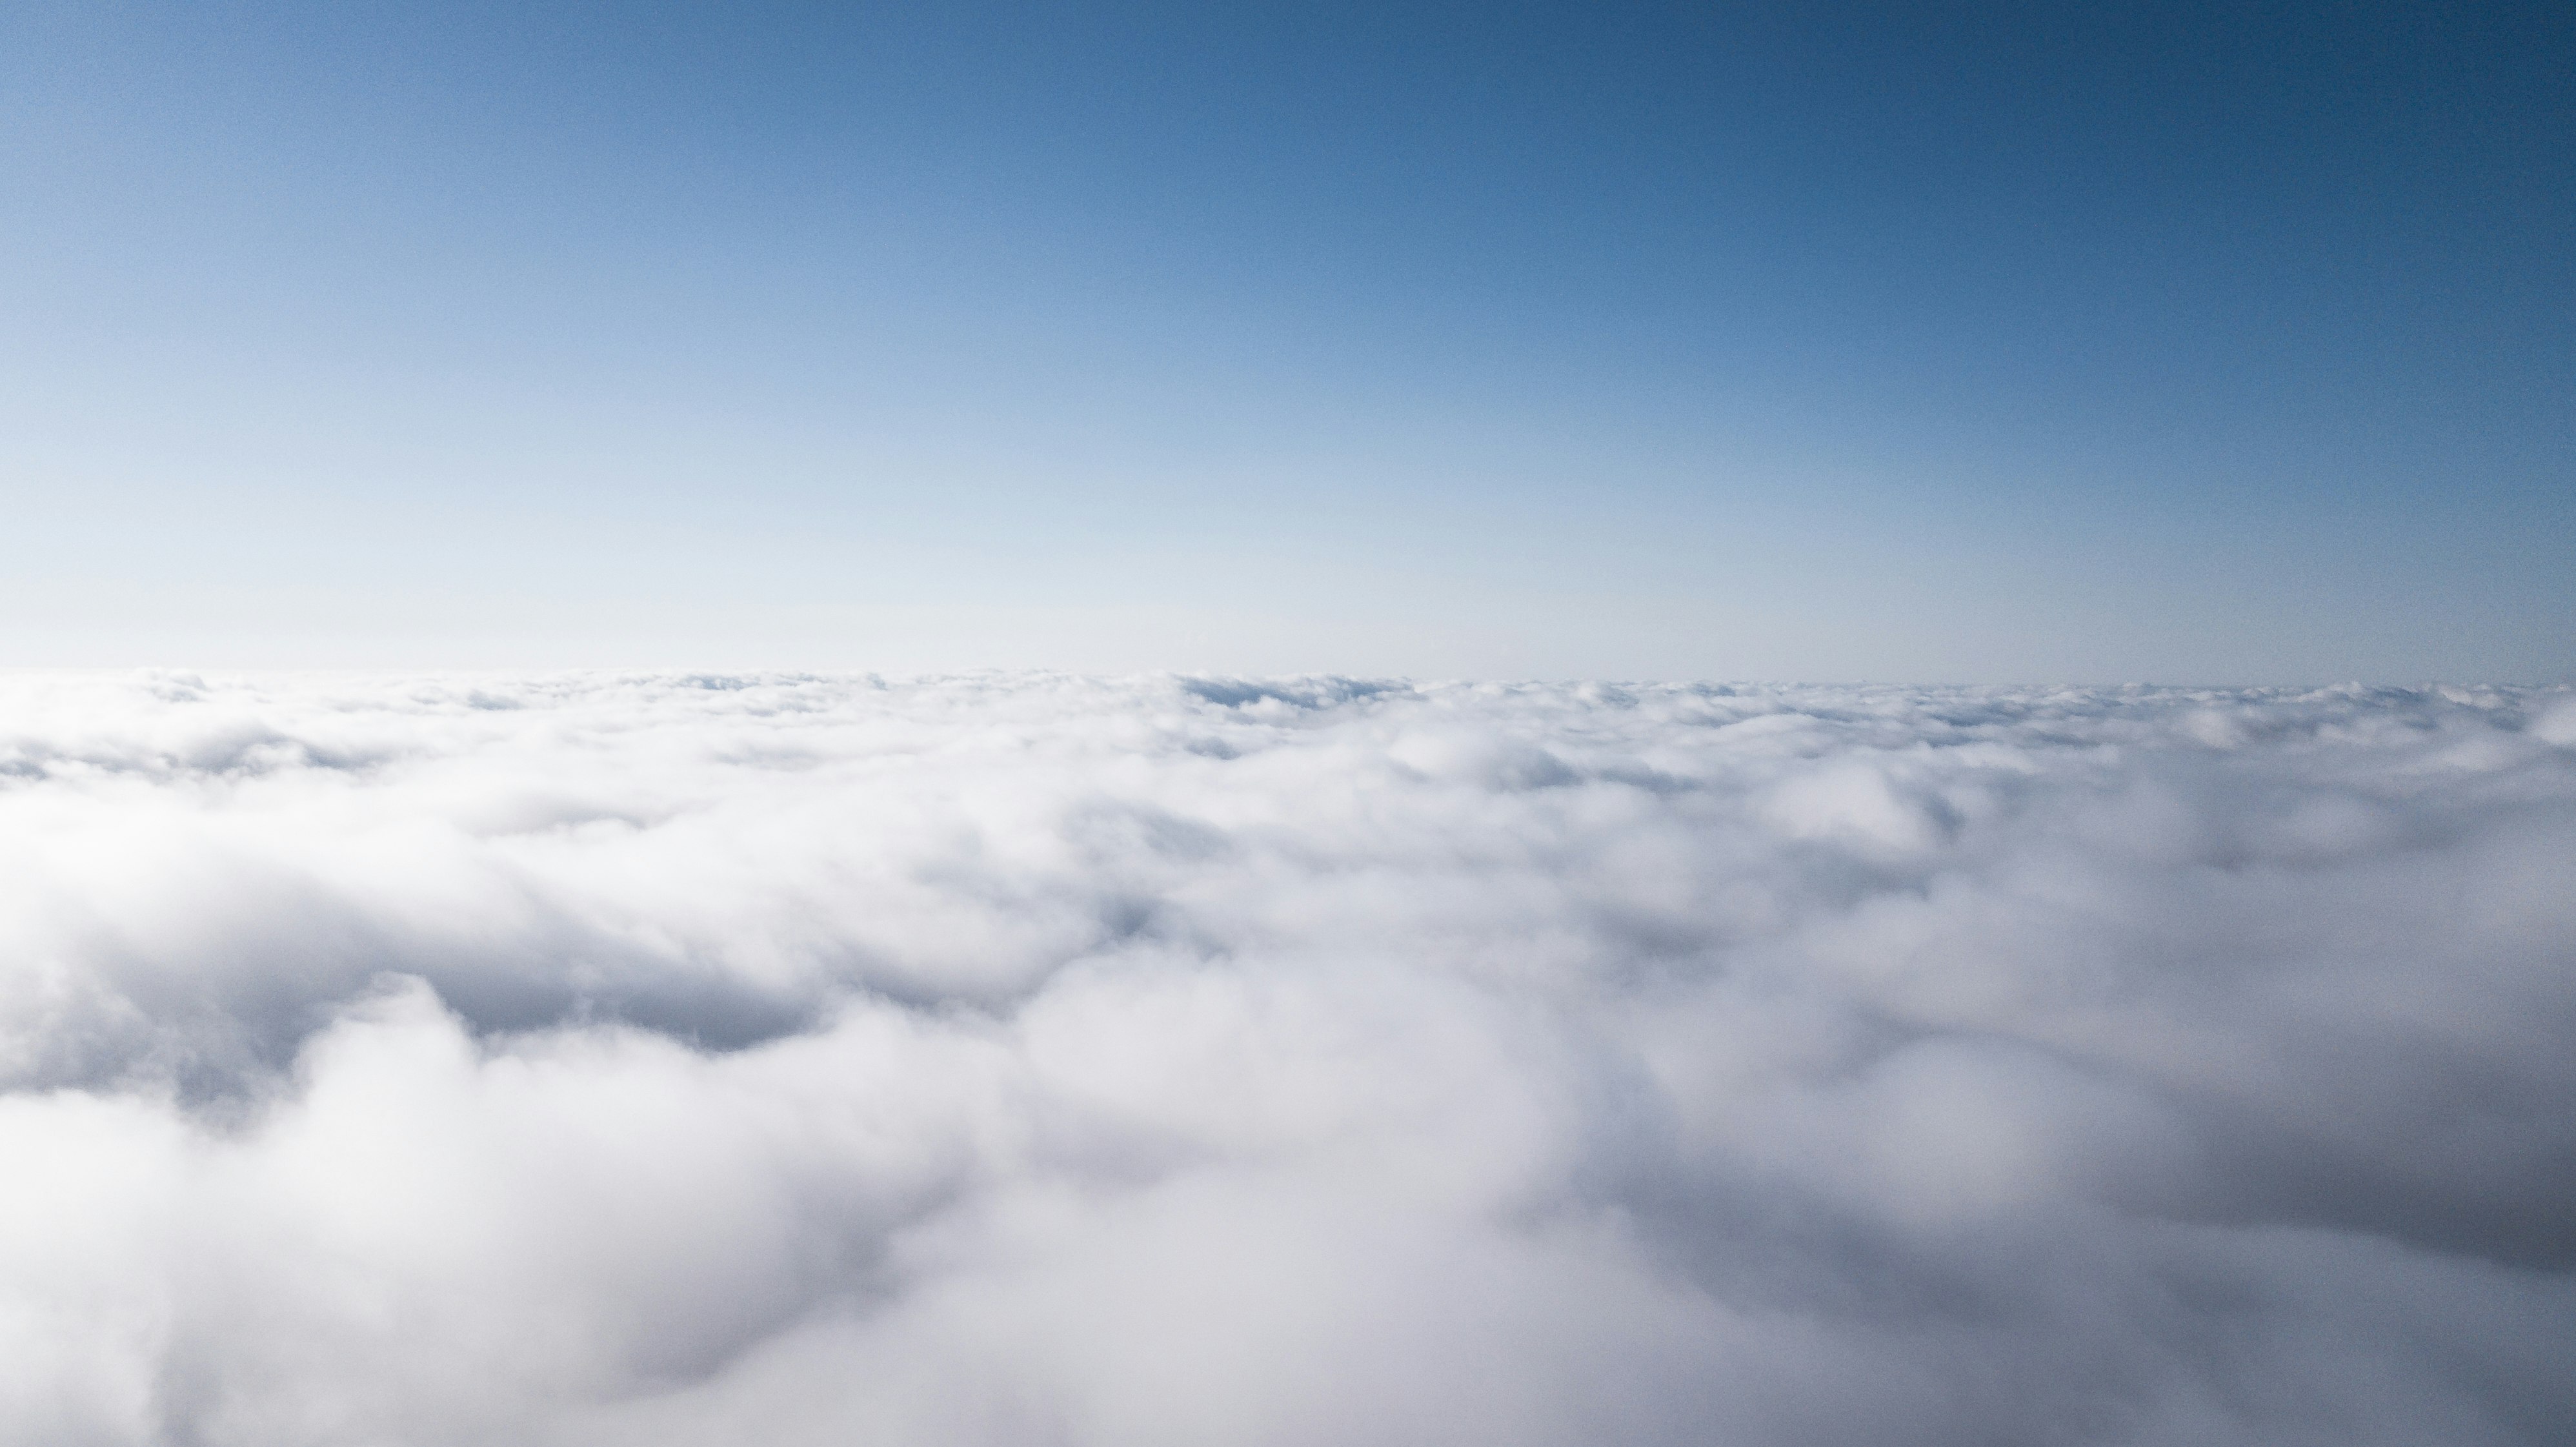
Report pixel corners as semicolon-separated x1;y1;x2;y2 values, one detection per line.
3;671;2573;1446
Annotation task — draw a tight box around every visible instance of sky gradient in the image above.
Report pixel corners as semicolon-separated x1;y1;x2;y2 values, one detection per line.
3;1;2569;680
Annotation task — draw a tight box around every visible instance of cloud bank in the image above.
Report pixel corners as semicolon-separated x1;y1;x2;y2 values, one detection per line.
3;671;2572;1445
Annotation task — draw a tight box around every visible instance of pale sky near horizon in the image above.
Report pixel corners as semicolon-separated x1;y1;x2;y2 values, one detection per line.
3;1;2568;682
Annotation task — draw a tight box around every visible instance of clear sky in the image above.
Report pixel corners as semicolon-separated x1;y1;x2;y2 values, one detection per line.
3;1;2568;681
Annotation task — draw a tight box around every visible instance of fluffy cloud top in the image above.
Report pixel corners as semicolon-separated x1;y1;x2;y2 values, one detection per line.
3;671;2572;1446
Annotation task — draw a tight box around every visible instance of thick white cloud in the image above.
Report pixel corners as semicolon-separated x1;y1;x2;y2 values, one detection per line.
1;671;2571;1445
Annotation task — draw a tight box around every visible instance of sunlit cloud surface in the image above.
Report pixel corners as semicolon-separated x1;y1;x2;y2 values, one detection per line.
4;671;2573;1444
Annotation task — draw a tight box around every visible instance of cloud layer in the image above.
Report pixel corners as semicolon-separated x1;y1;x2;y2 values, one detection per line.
3;671;2573;1445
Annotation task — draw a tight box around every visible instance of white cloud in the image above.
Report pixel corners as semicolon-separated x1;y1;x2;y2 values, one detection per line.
0;671;2571;1444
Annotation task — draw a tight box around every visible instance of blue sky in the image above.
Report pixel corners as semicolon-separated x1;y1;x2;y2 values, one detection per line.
3;1;2568;680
